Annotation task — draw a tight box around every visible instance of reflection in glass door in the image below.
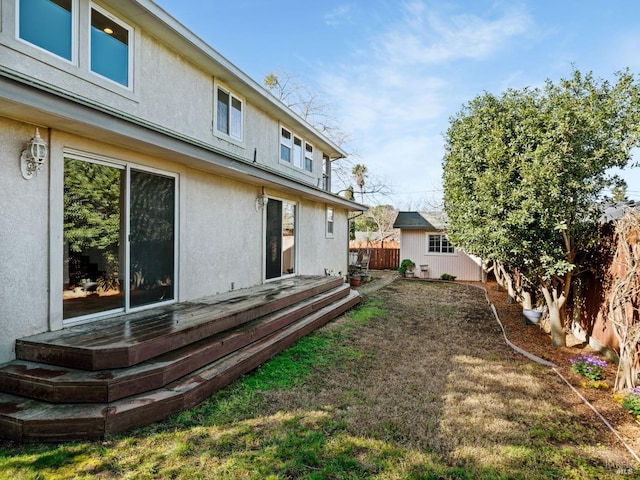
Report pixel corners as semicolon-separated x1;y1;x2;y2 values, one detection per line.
63;157;175;321
63;159;125;319
265;198;296;280
129;170;175;308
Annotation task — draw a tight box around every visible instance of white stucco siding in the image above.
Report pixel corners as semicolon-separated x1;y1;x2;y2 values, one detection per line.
0;118;50;362
0;1;332;190
400;230;482;281
297;202;349;278
181;172;263;298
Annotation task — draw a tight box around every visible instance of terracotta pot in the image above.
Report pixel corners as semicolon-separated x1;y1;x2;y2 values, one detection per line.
350;276;361;287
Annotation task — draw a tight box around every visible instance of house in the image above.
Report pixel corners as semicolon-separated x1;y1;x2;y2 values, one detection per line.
0;0;365;440
392;212;482;281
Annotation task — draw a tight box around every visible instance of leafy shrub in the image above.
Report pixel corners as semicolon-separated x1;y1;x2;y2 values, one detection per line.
569;353;607;381
622;387;640;419
398;259;416;274
440;273;457;281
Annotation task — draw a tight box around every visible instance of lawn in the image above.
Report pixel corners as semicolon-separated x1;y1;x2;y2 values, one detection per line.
0;280;638;479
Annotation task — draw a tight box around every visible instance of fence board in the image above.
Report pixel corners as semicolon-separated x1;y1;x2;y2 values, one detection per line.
350;248;400;270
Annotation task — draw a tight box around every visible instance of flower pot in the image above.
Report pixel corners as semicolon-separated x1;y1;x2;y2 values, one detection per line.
523;308;542;325
350;276;361;287
404;271;414;278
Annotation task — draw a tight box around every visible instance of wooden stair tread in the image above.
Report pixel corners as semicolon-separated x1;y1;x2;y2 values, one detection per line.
0;284;351;403
16;276;344;370
0;291;361;442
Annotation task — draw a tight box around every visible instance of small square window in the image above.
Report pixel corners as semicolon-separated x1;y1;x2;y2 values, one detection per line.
19;0;73;61
90;6;131;87
427;234;454;254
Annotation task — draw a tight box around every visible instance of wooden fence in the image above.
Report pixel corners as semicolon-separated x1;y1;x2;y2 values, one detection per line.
350;248;400;270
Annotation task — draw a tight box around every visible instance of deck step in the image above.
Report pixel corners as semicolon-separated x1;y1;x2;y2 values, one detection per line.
0;290;361;442
15;276;345;371
0;284;351;403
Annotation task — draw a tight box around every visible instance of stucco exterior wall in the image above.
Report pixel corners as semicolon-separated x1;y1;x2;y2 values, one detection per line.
0;118;51;362
0;124;352;363
0;1;330;190
399;230;482;281
0;0;358;364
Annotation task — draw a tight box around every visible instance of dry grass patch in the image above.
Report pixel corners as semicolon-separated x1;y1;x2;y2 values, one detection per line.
1;279;638;479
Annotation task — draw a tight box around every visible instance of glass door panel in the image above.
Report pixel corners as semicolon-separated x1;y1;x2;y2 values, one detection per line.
63;158;124;319
265;199;283;280
282;202;296;275
265;199;296;280
129;170;175;308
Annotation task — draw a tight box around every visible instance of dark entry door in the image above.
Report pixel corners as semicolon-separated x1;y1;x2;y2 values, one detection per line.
265;199;282;280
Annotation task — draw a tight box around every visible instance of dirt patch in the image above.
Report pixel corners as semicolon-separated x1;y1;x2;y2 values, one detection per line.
481;279;640;458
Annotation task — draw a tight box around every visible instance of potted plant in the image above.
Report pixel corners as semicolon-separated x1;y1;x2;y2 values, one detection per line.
398;259;416;277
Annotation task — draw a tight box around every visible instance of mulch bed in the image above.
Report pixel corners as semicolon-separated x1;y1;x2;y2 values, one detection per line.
480;280;640;459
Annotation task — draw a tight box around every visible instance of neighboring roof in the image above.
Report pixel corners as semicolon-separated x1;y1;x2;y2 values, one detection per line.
600;200;639;223
393;211;447;230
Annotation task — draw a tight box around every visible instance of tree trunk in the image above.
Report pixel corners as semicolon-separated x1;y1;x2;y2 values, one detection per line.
521;290;533;310
541;285;566;348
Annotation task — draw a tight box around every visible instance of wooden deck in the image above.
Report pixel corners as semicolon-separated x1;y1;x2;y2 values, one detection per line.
0;276;361;442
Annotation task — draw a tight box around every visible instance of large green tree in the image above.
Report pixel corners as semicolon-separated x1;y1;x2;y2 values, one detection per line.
443;69;640;347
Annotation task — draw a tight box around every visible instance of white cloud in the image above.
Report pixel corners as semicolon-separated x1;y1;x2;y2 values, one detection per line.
324;4;354;27
318;2;534;204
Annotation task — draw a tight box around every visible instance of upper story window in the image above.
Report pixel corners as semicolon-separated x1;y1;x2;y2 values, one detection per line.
90;5;132;87
280;127;292;163
18;0;74;61
427;233;455;254
304;143;313;173
279;125;314;174
216;85;243;141
292;136;303;169
322;153;331;191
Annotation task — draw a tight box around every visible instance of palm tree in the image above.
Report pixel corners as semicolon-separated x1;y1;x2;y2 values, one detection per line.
351;164;368;203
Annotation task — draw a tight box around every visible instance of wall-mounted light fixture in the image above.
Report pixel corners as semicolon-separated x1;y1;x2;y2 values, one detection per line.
20;128;48;180
255;188;269;212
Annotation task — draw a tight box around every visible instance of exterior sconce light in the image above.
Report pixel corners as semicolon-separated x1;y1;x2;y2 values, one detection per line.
256;193;269;212
20;128;48;180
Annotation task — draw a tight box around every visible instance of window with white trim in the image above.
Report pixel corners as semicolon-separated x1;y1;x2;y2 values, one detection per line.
18;0;75;61
427;233;454;254
280;127;292;163
292;135;303;169
322;153;331;190
216;85;243;141
279;125;314;174
326;207;334;237
304;143;313;173
90;4;132;87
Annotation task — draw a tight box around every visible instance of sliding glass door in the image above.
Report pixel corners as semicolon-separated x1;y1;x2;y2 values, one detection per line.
63;157;176;321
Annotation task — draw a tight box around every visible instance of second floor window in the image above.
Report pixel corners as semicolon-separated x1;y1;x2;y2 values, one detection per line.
216;87;243;141
280;128;292;163
280;125;314;174
304;144;313;173
90;6;131;87
18;0;74;61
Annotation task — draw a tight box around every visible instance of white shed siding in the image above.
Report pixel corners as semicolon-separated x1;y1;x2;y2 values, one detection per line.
399;230;482;281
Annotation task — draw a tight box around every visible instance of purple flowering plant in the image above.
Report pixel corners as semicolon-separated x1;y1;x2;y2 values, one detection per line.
622;386;640;419
569;353;607;381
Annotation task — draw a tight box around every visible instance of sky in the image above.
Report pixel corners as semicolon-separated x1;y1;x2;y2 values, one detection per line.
153;0;640;208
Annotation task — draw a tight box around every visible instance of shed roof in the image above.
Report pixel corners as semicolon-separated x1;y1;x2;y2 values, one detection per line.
393;211;447;230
